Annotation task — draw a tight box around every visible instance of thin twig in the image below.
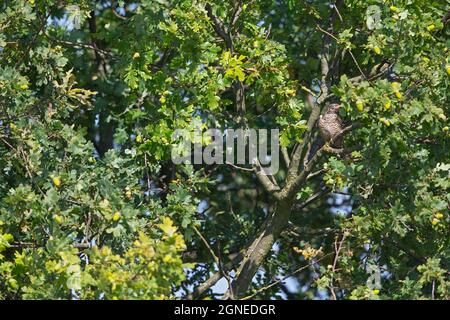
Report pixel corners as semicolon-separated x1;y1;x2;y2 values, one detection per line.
316;25;367;81
330;231;347;300
307;168;326;180
225;161;255;172
218;242;234;300
45;34;115;58
186;251;244;300
240;252;334;300
193;226;219;265
144;153;152;193
294;186;331;211
111;0;127;20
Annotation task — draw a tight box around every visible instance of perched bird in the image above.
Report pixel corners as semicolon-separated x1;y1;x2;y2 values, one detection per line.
318;103;344;148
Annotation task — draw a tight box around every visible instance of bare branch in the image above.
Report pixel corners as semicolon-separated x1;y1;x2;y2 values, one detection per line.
111;0;127;20
330;231;348;300
193;226;219;265
225;161;255;172
307;168;327;180
281;147;290;167
230;0;244;28
294;186;331;211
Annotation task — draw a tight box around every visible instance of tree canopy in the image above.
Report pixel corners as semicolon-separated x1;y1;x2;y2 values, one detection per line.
0;0;449;300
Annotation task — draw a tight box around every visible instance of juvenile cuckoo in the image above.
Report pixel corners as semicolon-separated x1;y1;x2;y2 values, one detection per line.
318;103;344;148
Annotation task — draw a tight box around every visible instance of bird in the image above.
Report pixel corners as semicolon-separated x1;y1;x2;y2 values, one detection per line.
318;103;344;148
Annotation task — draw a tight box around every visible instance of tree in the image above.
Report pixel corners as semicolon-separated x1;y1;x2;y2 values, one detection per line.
0;0;448;300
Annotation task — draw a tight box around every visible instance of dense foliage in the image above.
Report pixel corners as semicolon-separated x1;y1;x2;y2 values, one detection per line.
0;0;449;300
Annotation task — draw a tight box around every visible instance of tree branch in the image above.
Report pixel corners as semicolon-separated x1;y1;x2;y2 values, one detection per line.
185;252;244;300
329;231;348;300
193;226;220;265
288;103;321;175
205;4;233;51
294;186;331;211
281;147;290;167
230;0;244;28
284;122;361;198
